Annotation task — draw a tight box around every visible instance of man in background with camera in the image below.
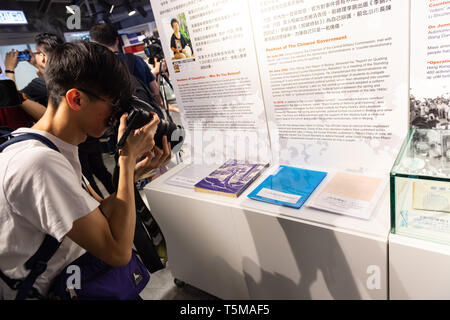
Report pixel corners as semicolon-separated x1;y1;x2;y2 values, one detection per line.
0;41;171;299
5;33;64;107
89;23;165;112
0;35;59;129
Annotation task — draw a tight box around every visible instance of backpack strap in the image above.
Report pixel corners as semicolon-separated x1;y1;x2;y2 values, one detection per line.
14;235;61;300
0;132;59;153
0;133;62;300
0;126;14;142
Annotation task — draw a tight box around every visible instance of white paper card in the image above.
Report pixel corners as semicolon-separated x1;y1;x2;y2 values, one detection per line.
312;192;372;219
256;188;301;204
165;164;219;189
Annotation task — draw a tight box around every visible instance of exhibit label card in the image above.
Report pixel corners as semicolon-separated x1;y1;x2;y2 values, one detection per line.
256;188;302;205
151;0;271;165
395;176;450;245
164;164;220;189
249;0;409;173
412;180;450;213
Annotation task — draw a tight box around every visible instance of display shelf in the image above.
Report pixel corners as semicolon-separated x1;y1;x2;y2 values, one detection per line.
389;233;450;299
143;162;390;299
149;163;390;239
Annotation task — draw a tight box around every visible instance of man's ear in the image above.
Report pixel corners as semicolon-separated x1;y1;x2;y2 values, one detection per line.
65;89;82;111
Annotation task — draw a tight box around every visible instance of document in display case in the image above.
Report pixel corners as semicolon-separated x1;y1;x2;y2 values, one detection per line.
391;128;450;245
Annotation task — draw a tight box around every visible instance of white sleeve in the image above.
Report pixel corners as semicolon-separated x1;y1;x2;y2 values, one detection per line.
4;147;100;241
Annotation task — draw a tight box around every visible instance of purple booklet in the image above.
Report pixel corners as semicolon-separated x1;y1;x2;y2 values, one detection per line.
194;160;269;197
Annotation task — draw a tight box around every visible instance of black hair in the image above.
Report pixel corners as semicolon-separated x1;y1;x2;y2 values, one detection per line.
44;41;134;108
34;33;64;55
89;23;118;47
170;18;179;28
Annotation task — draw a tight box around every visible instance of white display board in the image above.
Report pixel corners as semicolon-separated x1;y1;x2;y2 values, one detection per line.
147;0;412;300
250;0;409;173
152;0;409;175
151;0;271;165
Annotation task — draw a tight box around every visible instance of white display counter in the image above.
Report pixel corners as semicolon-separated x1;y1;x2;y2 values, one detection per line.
389;233;450;300
143;163;391;299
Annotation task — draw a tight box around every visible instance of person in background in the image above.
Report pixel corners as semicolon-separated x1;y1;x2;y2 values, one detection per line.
89;23;165;111
1;49;46;129
170;18;190;60
21;33;64;106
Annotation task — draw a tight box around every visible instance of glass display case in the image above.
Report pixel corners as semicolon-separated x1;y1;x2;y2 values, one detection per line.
391;128;450;245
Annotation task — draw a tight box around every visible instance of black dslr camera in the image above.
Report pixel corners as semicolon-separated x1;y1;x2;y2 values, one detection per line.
143;36;164;66
115;96;184;154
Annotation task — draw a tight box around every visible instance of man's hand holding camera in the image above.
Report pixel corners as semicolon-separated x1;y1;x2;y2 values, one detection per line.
117;112;158;158
134;135;172;181
117;112;172;180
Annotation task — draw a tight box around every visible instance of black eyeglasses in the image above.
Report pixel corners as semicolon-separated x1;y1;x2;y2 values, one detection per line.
62;89;122;129
76;88;120;109
32;51;45;57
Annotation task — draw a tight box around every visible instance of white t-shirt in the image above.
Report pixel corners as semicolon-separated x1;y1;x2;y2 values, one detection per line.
0;128;100;299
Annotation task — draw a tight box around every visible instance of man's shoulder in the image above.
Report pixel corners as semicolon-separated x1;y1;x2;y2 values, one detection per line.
132;54;148;68
4;143;64;172
27;77;46;88
21;77;47;98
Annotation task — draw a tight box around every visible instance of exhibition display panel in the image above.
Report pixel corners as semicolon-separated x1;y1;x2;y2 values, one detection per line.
144;0;417;299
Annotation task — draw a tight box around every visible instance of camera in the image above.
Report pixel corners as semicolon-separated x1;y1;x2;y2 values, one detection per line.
115;96;185;154
143;36;164;66
17;51;31;62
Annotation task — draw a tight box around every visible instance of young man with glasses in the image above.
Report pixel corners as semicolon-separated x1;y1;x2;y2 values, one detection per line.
4;34;115;197
0;41;170;299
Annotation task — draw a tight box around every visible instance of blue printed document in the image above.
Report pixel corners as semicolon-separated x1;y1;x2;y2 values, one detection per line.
247;166;327;209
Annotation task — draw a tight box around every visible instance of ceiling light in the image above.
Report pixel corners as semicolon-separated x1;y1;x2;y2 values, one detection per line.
66;5;75;14
109;4;115;14
125;1;136;16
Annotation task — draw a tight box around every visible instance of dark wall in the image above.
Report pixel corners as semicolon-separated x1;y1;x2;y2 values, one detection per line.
0;1;96;41
118;9;155;29
0;1;155;45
